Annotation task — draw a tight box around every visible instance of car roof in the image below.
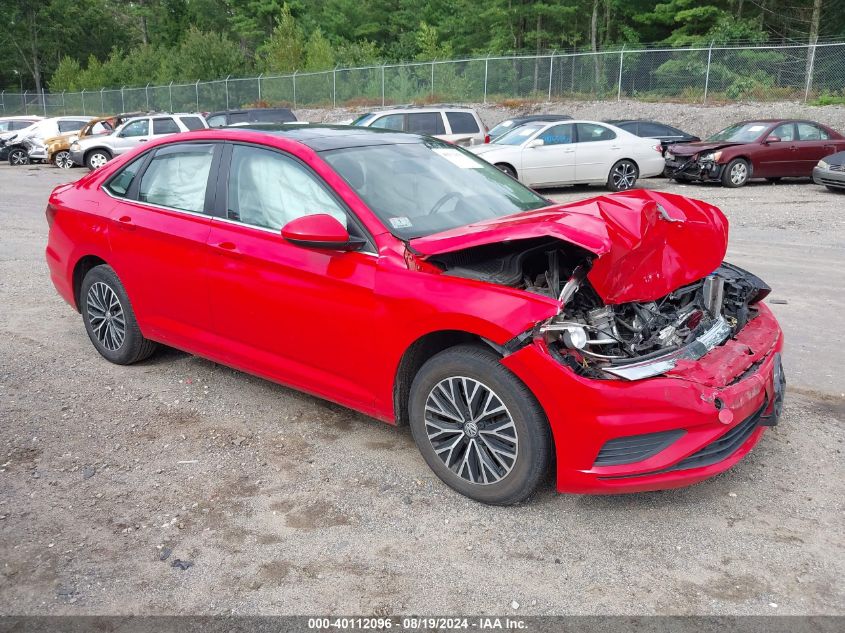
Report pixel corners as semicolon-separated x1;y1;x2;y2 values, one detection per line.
363;105;477;114
500;114;571;123
0;116;43;121
209;107;293;115
221;123;424;151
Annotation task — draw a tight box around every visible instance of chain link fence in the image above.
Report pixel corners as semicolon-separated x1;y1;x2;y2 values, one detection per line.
2;42;843;117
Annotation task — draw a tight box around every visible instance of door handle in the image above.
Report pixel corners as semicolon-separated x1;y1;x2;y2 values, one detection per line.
115;215;135;230
214;241;242;258
138;139;148;143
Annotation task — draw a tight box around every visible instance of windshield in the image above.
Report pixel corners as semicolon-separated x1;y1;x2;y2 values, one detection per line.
321;139;549;239
708;122;770;143
352;113;377;126
494;123;544;146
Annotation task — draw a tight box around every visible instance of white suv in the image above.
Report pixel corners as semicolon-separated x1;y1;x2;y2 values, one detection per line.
351;106;487;146
70;113;208;169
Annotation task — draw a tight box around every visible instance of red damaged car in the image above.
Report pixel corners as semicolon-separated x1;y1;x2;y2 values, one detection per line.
45;126;786;504
666;119;845;187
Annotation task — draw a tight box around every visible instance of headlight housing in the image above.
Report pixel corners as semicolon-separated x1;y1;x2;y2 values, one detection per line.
817;159;829;169
700;151;722;162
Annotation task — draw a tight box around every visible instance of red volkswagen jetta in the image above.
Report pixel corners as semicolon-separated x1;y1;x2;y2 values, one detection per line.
45;125;785;504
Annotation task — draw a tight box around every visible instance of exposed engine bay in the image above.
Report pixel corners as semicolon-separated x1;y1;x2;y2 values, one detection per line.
428;238;771;380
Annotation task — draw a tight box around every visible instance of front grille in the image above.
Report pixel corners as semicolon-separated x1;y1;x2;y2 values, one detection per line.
594;429;685;466
663;400;766;472
829;164;845;172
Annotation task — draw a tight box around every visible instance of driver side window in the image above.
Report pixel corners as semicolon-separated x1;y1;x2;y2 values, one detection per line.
770;123;795;141
121;119;149;137
226;145;348;232
539;123;574;146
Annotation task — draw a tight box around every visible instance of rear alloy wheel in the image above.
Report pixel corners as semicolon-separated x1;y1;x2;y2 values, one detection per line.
54;150;73;169
607;159;638;191
495;163;518;179
8;148;29;166
409;345;551;505
80;265;157;365
721;158;750;187
86;150;111;170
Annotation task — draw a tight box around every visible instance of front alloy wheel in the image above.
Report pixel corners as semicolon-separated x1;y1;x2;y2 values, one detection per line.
409;345;551;505
722;158;750;187
608;159;638;191
424;376;518;485
54;150;73;169
86;151;110;170
9;148;29;166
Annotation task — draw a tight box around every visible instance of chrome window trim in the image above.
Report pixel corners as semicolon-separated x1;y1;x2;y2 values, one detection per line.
100;185;210;218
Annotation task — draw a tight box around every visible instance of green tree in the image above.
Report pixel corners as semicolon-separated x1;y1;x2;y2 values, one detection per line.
305;28;335;70
49;57;83;92
159;28;246;81
259;4;304;72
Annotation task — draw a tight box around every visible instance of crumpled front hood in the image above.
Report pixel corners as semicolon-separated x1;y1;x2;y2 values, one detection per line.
669;141;742;157
410;190;729;304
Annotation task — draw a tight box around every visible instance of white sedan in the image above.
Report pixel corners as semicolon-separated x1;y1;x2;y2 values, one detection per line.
468;120;665;191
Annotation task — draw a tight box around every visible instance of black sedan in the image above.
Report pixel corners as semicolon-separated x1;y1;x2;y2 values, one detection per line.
813;151;845;192
605;120;700;155
488;114;572;142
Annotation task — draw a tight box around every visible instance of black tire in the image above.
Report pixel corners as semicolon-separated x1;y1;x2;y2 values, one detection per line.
85;149;112;170
826;185;845;193
408;344;552;505
721;158;750;187
8;148;29;166
766;177;782;183
54;150;73;169
607;159;639;191
80;265;157;365
495;163;517;179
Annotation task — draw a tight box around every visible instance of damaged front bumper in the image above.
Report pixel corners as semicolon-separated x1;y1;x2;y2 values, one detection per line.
665;156;724;182
502;303;784;494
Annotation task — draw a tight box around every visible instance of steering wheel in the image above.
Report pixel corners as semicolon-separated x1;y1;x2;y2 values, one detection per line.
429;191;462;215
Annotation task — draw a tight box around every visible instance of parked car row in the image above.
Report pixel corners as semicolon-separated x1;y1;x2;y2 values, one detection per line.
0;107;301;170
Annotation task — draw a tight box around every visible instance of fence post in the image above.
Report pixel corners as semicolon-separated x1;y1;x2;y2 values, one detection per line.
100;87;105;114
332;66;337;108
431;59;436;97
292;71;297;108
145;83;150;110
703;42;713;104
195;80;200;111
483;56;489;104
22;90;27;115
62;91;65;115
1;90;5;115
257;73;263;103
42;89;47;116
169;81;173;112
804;42;817;103
121;86;125;112
617;45;625;102
548;51;555;101
381;65;385;106
81;90;85;116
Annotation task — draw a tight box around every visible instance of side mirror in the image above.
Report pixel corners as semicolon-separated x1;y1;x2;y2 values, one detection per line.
764;135;781;144
526;138;545;149
281;214;365;251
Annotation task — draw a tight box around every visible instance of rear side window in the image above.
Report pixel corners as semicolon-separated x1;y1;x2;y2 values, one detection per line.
12;120;36;131
371;114;404;131
446;112;480;134
407;112;445;135
229;112;250;124
58;120;85;133
576;123;616;142
254;109;296;123
797;123;829;140
105;156;146;198
179;116;206;131
153;118;180;134
207;114;228;128
138;144;215;212
639;122;676;137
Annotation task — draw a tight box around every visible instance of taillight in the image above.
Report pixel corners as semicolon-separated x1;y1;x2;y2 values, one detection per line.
45;203;57;228
403;248;441;274
484;134;491;144
654;143;663;153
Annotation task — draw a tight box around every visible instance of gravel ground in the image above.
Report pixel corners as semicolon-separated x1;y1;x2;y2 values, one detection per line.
0;162;843;617
296;99;845;138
